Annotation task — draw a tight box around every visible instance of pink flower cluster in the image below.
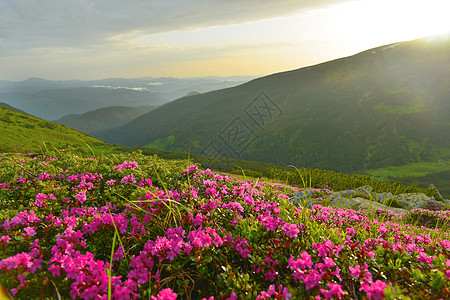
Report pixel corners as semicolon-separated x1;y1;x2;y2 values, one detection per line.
1;155;449;299
114;161;139;170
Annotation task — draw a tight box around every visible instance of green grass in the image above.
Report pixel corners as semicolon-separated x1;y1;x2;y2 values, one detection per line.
0;106;113;154
366;161;450;180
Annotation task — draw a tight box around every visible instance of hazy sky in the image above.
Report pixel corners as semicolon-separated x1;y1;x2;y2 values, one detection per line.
1;0;449;81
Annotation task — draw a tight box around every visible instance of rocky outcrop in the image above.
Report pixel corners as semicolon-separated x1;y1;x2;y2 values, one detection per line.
289;185;448;213
326;186;446;212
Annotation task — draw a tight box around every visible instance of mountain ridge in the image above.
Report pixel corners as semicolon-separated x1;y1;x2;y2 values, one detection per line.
54;105;159;137
99;36;450;173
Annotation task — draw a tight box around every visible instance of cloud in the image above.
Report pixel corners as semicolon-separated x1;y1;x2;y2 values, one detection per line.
0;0;349;56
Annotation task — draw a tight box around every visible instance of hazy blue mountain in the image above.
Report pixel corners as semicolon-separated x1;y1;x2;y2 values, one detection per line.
0;87;167;120
0;76;255;120
0;76;256;96
54;105;159;137
99;36;450;173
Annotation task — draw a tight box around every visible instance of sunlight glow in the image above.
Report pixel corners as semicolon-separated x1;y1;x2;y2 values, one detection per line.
4;0;450;80
334;0;450;43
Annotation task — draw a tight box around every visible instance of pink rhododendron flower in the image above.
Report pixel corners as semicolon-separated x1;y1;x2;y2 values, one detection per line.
264;270;278;281
303;269;322;290
378;224;388;235
417;252;434;265
282;223;299;238
445;260;450;279
23;226;36;236
266;284;292;299
35;193;47;208
121;174;136;184
349;265;361;278
38;172;52;181
114;161;139;170
151;288;177;300
323;257;335;268
75;190;87;204
183;164;198;175
360;280;387;300
0;235;11;244
34;193;55;208
320;283;345;299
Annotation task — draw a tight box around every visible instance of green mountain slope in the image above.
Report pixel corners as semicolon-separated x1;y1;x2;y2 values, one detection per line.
0;102;27;114
54;105;159;137
0;105;106;153
100;36;450;173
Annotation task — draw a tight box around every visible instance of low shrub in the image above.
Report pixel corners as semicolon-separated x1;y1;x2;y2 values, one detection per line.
0;151;449;299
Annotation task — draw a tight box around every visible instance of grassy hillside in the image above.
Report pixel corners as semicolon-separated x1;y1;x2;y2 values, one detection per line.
365;161;450;200
0;106;110;153
54;105;159;136
100;36;450;174
0;102;27;114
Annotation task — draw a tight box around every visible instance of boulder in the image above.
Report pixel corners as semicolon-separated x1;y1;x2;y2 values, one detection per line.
394;193;430;210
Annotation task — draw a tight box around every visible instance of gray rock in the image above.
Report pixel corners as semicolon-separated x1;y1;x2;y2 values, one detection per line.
357;198;408;214
329;195;363;210
291;197;313;209
429;184;444;200
394;193;430;210
339;189;354;196
373;192;394;203
354;185;373;196
289;190;314;209
292;190;315;199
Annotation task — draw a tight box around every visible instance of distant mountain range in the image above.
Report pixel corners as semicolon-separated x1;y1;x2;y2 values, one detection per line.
0;76;255;120
99;36;450;173
0;87;167;120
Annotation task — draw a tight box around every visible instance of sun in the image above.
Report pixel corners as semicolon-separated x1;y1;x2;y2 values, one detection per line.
398;0;450;36
365;0;450;39
319;0;450;51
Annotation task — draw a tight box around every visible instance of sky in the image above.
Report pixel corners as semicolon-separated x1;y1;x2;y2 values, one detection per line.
1;0;450;81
